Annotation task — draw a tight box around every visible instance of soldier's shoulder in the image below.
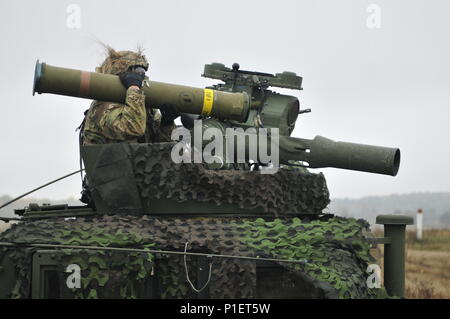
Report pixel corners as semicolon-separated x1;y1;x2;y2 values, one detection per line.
90;101;124;113
85;101;121;124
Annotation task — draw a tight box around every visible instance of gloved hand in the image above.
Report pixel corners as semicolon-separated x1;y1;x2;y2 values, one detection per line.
160;104;180;125
119;71;145;89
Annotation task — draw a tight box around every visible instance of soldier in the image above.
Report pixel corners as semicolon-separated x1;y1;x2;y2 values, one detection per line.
79;47;179;206
81;47;179;145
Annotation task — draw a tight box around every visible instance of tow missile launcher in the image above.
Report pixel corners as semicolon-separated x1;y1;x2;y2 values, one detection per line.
0;61;412;299
33;60;400;176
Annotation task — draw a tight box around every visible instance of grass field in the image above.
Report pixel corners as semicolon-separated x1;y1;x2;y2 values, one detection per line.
373;228;450;299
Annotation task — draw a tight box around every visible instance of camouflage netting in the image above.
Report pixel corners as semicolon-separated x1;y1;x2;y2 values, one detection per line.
0;215;380;299
89;143;330;215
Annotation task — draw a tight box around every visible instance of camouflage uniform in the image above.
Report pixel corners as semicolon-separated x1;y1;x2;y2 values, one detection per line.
82;89;175;144
81;48;175;145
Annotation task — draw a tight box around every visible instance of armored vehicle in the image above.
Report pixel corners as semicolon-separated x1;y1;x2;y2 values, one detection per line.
0;62;411;299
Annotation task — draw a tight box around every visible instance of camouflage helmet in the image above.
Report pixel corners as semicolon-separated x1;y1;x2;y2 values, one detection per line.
96;47;149;75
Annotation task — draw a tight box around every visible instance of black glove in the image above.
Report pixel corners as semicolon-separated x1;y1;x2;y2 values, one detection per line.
119;71;145;89
160;104;180;125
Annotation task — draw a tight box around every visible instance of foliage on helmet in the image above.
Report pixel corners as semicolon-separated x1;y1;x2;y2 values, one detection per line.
95;46;149;75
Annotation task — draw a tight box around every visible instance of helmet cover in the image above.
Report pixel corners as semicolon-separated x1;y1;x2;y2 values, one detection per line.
96;46;149;75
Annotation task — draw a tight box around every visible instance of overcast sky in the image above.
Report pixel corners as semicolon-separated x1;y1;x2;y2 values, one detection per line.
0;0;449;201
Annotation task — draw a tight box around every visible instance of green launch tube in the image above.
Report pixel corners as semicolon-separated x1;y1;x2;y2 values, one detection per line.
33;60;250;122
278;135;400;176
195;119;401;176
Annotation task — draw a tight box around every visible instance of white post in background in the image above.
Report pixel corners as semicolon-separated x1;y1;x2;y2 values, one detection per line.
416;209;423;241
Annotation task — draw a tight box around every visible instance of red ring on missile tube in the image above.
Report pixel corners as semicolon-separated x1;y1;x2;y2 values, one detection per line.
79;71;91;97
